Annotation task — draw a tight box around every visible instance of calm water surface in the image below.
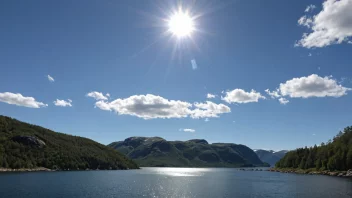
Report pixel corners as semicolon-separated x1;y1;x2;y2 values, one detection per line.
0;167;351;198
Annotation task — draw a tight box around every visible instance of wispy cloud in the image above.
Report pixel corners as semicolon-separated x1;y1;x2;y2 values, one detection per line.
278;98;289;105
305;4;316;13
180;128;195;133
191;101;231;119
206;93;216;99
265;89;280;99
191;59;197;70
47;75;55;82
86;91;108;101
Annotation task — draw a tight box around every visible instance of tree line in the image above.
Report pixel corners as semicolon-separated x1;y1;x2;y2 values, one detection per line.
276;126;352;171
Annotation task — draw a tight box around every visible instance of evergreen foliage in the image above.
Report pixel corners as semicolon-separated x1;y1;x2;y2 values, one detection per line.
0;115;138;170
276;127;352;171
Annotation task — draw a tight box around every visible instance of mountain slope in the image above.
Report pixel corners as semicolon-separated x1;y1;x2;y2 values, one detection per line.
108;137;269;167
276;126;352;171
255;150;288;166
0;115;138;170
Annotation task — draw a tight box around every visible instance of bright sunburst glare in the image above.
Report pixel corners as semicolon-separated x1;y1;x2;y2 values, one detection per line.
168;9;195;38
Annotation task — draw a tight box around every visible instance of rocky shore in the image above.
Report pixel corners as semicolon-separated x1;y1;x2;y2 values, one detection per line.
268;168;352;178
0;167;53;172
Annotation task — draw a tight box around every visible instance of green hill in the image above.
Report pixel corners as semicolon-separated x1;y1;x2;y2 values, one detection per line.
0;115;138;170
276;126;352;171
108;137;269;167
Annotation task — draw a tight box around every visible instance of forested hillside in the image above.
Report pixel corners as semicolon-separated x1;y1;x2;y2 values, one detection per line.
0;115;138;170
109;137;269;167
276;127;352;171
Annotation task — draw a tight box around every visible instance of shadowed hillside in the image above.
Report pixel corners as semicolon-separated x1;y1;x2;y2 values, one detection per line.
0;115;138;170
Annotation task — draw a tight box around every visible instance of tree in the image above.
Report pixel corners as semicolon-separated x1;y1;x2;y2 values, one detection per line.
276;126;352;171
0;115;139;170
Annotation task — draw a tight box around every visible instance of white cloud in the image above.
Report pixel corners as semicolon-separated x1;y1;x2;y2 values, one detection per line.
180;128;195;133
206;93;216;99
0;92;48;108
278;98;289;105
93;94;230;120
204;118;210;122
47;75;55;82
106;93;110;97
53;99;72;107
279;74;351;98
222;89;265;104
305;4;316;12
95;100;113;111
296;0;352;48
191;101;231;118
265;89;281;98
86;91;108;101
94;94;192;119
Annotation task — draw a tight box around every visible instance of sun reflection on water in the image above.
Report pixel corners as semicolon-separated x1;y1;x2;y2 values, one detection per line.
147;167;211;177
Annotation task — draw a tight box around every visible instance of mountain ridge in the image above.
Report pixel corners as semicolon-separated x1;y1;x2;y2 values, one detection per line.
254;149;288;166
108;136;269;167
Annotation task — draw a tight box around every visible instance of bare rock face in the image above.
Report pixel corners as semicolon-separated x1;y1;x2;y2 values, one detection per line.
12;136;46;148
346;169;352;177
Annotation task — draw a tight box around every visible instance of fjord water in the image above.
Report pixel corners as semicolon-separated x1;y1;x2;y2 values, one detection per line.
0;168;351;198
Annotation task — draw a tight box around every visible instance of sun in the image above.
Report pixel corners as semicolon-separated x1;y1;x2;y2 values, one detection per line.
168;10;195;38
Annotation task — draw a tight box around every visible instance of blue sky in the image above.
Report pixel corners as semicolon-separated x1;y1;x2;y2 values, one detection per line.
1;0;352;151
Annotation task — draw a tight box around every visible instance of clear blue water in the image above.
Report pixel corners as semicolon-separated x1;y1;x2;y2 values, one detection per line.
0;168;351;198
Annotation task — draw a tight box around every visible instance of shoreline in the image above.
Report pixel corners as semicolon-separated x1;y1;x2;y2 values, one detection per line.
0;167;53;172
0;167;138;172
268;168;352;178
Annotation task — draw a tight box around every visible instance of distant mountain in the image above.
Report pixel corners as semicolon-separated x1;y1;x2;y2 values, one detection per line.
0;115;138;170
254;150;288;166
108;137;269;167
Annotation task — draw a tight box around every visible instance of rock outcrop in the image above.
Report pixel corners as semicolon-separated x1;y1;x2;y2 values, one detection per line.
12;136;46;147
346;169;352;177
